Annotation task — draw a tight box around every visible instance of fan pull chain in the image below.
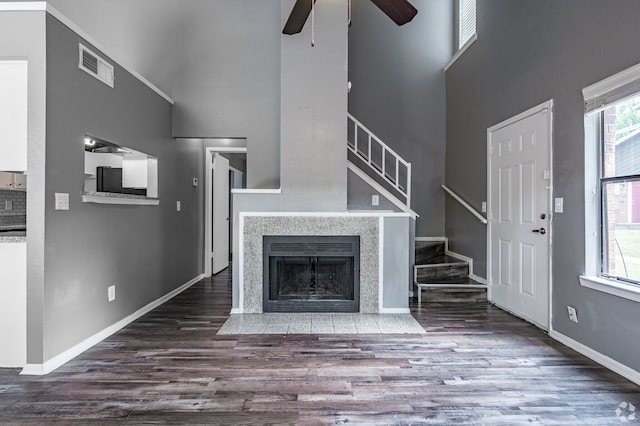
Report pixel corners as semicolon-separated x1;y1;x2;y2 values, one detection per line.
311;0;315;46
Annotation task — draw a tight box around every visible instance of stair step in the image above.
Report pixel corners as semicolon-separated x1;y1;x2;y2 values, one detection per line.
415;277;487;304
415;241;445;264
416;277;485;286
415;254;469;282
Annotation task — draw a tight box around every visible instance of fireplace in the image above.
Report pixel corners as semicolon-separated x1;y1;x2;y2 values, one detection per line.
263;236;360;313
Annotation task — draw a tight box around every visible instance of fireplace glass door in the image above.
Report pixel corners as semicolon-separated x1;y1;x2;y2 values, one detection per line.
263;236;359;312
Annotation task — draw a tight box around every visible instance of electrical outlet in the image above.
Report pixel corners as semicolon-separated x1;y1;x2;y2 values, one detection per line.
176;201;181;212
481;201;487;213
555;197;564;213
372;195;379;206
108;285;116;302
567;305;578;323
4;200;12;210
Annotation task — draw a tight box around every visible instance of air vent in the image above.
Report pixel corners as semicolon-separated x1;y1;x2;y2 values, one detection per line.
78;43;114;88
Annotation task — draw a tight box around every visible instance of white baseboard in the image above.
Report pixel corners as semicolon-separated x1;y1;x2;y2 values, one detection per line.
21;274;205;376
415;236;446;242
549;329;640;387
379;308;411;314
229;308;243;314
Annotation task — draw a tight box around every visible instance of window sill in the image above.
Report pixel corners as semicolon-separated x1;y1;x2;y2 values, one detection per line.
81;192;159;206
579;275;640;303
444;33;477;72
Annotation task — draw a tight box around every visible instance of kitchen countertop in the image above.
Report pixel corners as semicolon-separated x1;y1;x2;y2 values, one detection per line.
0;232;26;243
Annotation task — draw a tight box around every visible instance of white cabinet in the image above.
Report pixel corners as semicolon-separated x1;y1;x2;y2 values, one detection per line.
0;172;27;191
0;242;27;368
122;155;148;188
0;61;28;172
13;173;26;190
0;171;13;189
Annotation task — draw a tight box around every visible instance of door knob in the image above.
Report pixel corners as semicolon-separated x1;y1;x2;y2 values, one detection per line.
532;227;546;234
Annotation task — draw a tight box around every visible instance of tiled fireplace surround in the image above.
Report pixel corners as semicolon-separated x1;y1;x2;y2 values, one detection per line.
236;213;409;314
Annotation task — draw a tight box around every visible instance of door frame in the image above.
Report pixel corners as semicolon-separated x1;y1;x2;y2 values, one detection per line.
204;147;247;277
486;99;554;329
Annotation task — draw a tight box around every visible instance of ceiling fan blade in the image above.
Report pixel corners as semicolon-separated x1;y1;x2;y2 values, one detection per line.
369;0;418;26
283;0;317;35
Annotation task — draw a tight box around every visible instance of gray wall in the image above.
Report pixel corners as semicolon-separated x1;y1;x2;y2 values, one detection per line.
172;1;281;190
348;0;452;237
41;15;202;362
0;10;47;366
279;0;348;211
382;216;411;309
347;169;402;212
445;0;640;371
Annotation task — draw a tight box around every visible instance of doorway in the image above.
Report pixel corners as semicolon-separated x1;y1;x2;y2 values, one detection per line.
487;100;553;330
204;147;247;277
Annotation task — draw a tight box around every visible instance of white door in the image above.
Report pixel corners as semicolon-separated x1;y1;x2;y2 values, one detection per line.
211;153;230;274
488;101;552;330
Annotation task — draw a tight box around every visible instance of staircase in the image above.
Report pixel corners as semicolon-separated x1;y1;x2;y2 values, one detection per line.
414;240;487;304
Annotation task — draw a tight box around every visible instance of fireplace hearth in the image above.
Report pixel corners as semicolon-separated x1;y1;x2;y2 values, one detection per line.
263;236;360;312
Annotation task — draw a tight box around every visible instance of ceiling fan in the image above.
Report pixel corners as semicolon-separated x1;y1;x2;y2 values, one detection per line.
283;0;418;39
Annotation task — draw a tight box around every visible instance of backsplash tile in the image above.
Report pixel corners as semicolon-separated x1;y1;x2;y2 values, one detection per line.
0;190;27;216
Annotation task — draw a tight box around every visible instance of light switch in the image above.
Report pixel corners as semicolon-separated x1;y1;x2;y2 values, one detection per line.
554;197;564;213
481;201;487;213
55;193;69;211
192;178;199;187
372;195;379;206
176;201;181;212
4;200;12;210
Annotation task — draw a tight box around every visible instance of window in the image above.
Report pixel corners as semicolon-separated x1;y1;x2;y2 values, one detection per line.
458;0;476;49
445;0;477;71
598;97;640;284
583;63;640;297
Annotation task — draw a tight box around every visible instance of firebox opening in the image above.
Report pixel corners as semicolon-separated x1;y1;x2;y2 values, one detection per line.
263;236;360;313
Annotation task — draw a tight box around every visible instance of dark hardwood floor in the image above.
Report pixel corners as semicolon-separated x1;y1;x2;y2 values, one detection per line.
1;269;638;425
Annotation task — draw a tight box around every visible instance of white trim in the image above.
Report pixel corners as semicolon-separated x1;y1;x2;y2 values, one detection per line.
487;99;554;331
205;147;248;153
379;308;411;314
469;273;487;285
579;275;640;304
237;213;245;313
487;99;553;133
347;161;419;219
415;236;446;243
582;61;640;102
21;274;204;375
549;329;640;387
204;147;247;277
240;211;413;218
378;217;384;313
41;4;174;104
81;193;159;205
0;1;46;11
444;33;477;71
231;188;281;195
229;308;242;315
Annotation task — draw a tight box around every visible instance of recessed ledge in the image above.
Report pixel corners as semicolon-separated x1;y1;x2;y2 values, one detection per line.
81;192;159;206
579;275;640;303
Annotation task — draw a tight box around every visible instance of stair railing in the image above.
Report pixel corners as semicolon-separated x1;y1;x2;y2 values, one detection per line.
442;185;488;224
347;113;411;208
